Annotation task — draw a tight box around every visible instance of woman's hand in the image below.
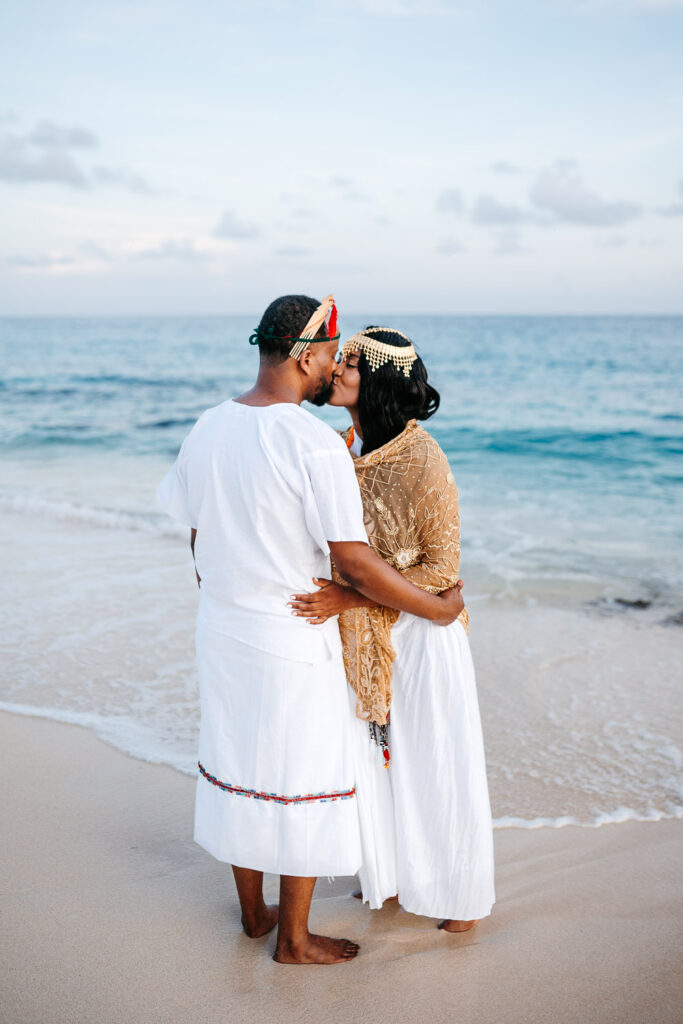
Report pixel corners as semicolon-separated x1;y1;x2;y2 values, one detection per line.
288;578;368;624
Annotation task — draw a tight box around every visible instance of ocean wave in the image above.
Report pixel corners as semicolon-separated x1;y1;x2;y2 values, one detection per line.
1;701;681;830
0;491;184;537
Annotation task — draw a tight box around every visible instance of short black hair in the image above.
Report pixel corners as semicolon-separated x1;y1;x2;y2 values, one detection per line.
255;294;322;363
357;327;440;454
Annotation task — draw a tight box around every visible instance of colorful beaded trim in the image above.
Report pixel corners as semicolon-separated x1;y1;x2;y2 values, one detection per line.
198;762;355;805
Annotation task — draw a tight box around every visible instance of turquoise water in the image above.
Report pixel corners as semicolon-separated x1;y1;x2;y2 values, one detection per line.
2;314;682;603
1;315;682;825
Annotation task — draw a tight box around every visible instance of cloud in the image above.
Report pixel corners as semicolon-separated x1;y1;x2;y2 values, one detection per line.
92;166;154;194
595;233;629;249
7;252;76;269
435;237;465;255
657;177;683;216
136;239;209;261
0;118;154;193
273;246;311;257
493;229;525;255
29;120;98;149
490;160;523;175
472;194;526;225
436;189;463;214
0;129;89;188
330;176;371;202
214;210;259;240
530;161;641;226
78;240;112;262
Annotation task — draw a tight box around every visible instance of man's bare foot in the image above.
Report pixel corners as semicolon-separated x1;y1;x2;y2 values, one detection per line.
351;890;398;902
273;933;360;965
438;918;478;933
241;904;279;938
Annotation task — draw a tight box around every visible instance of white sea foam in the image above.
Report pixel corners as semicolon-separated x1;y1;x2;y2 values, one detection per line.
0;491;185;538
2;699;682;831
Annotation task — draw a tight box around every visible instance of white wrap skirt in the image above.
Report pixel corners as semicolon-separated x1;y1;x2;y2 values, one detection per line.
194;609;362;878
353;614;495;921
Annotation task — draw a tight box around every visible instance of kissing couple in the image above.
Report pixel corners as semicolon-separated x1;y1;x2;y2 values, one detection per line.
158;293;494;964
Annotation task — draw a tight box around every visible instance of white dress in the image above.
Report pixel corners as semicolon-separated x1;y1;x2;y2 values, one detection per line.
158;399;367;878
353;614;495;920
346;431;495;920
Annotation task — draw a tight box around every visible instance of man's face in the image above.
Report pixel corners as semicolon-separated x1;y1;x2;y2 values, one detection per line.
307;338;339;406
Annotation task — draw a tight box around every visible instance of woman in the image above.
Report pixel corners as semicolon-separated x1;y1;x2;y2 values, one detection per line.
290;327;495;931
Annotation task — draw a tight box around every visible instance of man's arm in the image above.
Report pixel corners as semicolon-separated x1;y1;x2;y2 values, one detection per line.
329;541;463;626
190;528;201;588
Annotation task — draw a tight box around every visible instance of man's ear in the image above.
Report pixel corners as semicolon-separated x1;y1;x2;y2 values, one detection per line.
297;347;315;377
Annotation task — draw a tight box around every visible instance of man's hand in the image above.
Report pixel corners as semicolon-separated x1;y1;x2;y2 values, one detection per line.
431;580;465;626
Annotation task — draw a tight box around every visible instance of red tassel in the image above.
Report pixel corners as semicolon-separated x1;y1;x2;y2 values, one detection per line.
383;747;390;762
328;303;338;339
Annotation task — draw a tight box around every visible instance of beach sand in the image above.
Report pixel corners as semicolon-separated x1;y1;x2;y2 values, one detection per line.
1;712;681;1024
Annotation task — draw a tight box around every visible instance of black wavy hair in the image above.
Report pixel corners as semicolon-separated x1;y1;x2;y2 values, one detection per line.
255;294;323;363
357;327;440;455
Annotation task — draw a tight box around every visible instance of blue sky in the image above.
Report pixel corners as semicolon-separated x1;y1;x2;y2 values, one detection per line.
1;0;682;314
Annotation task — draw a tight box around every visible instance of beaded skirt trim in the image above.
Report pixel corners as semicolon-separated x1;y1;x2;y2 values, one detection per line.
198;762;355;805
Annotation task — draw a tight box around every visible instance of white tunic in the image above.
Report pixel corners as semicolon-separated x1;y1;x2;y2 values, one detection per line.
158;399;368;876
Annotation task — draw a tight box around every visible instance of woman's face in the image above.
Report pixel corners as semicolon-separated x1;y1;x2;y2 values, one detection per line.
329;350;361;408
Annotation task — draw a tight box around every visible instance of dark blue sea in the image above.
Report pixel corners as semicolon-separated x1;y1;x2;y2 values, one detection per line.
2;314;681;603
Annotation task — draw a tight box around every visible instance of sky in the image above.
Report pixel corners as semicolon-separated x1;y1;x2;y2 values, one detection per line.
1;0;682;315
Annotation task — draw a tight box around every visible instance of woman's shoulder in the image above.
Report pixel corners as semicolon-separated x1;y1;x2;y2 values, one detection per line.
410;425;457;484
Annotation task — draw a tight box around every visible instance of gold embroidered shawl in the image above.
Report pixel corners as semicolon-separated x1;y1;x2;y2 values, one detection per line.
335;419;468;725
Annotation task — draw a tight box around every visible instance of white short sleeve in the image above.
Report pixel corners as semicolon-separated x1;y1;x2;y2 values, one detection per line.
302;447;367;555
156;443;195;527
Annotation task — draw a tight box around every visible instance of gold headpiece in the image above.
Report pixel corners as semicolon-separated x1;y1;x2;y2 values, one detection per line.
341;328;418;377
289;295;338;360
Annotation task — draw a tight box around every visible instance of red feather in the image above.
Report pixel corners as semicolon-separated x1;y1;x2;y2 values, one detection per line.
328;304;338;339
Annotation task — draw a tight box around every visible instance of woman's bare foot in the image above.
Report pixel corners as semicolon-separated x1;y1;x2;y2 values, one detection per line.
241;904;279;938
438;918;478;933
351;890;398;902
273;933;360;965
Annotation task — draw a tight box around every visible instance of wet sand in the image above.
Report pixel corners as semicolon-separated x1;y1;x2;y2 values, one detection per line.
1;711;681;1024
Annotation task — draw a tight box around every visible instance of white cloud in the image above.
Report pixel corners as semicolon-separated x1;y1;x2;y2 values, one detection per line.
493;228;526;256
436;189;463;214
490;160;523;175
435;237;465;255
472;194;526;225
0;119;154;193
530;161;641;226
136;239;209;262
29;120;98;150
7;252;76;269
92;166;154;194
214;210;260;240
0;129;89;188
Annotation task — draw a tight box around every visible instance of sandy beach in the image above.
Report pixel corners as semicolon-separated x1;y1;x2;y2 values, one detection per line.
1;710;681;1024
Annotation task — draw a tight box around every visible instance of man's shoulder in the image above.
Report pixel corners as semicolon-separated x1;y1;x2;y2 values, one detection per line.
268;405;347;455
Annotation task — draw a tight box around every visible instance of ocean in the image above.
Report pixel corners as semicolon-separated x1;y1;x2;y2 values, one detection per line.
1;314;682;827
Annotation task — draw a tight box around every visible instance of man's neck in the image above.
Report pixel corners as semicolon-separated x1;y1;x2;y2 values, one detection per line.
234;364;302;407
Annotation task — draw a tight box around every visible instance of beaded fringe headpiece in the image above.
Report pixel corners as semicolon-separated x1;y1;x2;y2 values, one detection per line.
341;328;418;377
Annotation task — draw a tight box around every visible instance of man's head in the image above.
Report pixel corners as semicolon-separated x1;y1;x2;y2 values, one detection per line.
255;294;338;405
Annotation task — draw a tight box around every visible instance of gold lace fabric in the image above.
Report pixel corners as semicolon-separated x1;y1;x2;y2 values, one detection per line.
335;420;468;726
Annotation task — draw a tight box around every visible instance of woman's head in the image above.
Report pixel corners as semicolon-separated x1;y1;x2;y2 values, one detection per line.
330;326;440;454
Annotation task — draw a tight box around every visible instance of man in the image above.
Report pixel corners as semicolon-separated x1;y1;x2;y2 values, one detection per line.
158;294;464;965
